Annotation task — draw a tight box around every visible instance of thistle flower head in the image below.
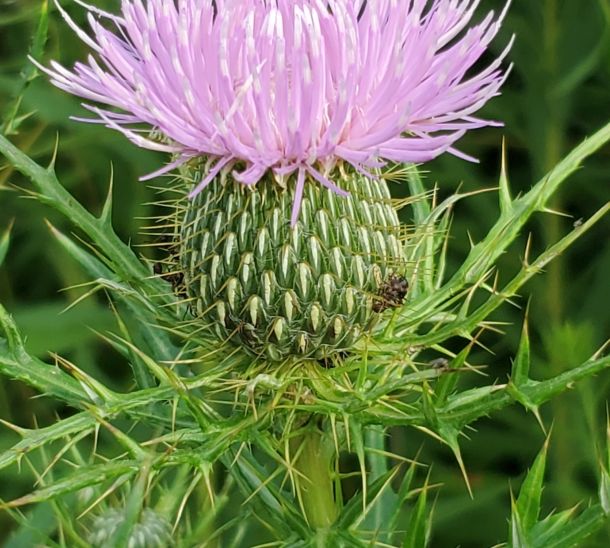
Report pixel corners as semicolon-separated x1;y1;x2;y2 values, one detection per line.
41;0;511;223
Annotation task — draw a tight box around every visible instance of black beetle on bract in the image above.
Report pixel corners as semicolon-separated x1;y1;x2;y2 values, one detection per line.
373;274;409;313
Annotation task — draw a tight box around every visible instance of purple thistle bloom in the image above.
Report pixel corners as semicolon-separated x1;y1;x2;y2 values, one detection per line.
39;0;512;224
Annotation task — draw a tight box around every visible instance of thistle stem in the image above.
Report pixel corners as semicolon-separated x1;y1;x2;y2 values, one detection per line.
292;426;338;530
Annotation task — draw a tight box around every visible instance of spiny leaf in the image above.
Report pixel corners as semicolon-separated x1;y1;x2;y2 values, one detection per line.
392;202;610;349
389;121;610;337
224;448;308;539
530;506;578;546
388;458;421;543
0;396;195;476
402;475;431;548
510;493;528;548
0;134;165;297
512;312;531;387
507;384;545;434
434;342;473;405
0;303;91;405
438;425;472;498
507;311;543;429
439;354;610;429
0;413;95;472
100;331;172;387
52;353;118;406
96;418;149;460
516;437;550;532
499;139;513;215
47;221;116;280
0;300;23;353
111;310;157;390
421;383;439;428
0;460;141;509
355;467;401;532
48;221;181;381
530;505;607;548
359;351;610;446
350;420;368;515
337;466;400;529
100;169;114;227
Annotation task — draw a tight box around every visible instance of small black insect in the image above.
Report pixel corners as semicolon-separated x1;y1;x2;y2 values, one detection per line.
166;271;186;296
429;358;449;369
373;273;409;313
318;350;349;369
154;262;187;299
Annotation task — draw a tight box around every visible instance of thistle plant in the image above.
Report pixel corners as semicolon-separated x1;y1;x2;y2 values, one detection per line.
1;1;609;546
37;0;510;361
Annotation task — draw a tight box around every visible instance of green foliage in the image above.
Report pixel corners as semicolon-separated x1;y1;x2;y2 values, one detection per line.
508;433;610;548
1;121;610;543
1;1;610;546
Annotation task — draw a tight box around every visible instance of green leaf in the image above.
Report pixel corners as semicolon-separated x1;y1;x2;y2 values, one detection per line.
224;448;309;539
388;121;610;340
599;417;610;515
0;303;92;406
388;459;420;544
111;313;157;390
434;342;473;405
499;140;513;215
0;134;166;300
337;466;400;530
398;201;610;350
48;221;181;381
405;165;431;225
350;420;368;518
0;413;95;472
362;425;398;539
436;349;610;432
0;300;23;353
47;221;116;280
0;460;141;509
504;435;610;548
402;477;431;548
512;313;531;387
510;495;529;548
515;438;549;533
100;173;114;228
531;505;607;548
530;506;578;546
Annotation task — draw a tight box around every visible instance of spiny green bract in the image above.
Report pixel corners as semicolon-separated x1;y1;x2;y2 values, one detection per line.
170;166;406;361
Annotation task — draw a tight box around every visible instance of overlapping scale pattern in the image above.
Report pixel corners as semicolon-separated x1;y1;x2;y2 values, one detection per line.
178;170;404;360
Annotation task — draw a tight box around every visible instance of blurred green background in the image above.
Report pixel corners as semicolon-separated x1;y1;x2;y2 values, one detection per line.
0;1;609;546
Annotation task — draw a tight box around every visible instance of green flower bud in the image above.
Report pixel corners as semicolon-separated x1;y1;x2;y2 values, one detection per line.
173;168;406;360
